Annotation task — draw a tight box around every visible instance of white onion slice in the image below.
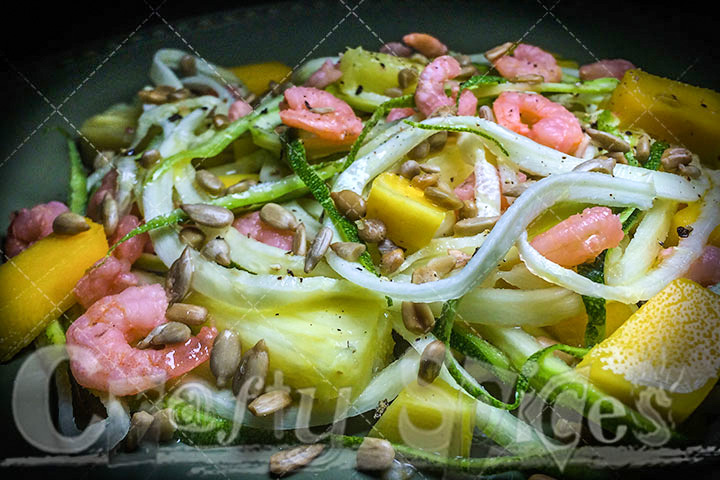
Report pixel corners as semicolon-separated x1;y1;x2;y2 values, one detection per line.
605;199;676;286
457;286;585;327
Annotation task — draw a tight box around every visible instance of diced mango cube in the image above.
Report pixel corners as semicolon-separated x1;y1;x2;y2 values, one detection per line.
370;378;476;457
229;62;292;96
0;221;108;361
666;201;720;247
609;69;720;166
546;301;636;347
576;278;720;423
366;172;449;251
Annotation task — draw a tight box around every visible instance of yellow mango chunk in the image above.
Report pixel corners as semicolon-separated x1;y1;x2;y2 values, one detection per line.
576;278;720;423
0;221;108;361
229;62;292;96
666;201;720;247
366;172;449;251
609;69;720;166
217;173;260;188
546;301;636;347
370;378;475;457
191;292;393;404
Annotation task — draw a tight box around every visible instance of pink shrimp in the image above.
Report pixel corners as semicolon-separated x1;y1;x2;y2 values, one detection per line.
3;201;68;257
87;169;118;222
74;256;138;309
233;211;295;251
492;43;562;83
304;59;343;89
386;107;416;122
280;86;362;142
579;59;635;81
684;245;720;287
228;99;253;122
402;33;448;58
493;91;584;154
66;284;217;396
109;215;149;264
454;173;476;203
415;55;462;117
457;89;478;116
530;206;624;268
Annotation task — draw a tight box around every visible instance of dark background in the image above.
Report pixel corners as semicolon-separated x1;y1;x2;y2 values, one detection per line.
1;0;719;87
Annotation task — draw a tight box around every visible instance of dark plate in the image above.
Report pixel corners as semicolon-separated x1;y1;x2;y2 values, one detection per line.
1;1;719;478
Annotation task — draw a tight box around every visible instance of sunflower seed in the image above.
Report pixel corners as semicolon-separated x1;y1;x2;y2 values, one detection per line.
678;164;701;178
635;134;651;163
211;330;242;388
212;114;231;130
146;408;176;442
377;238;399;255
380;248;405;275
248;389;292;416
418;340;446;386
179;54;197;77
225;178;258;195
478;105;495;122
401;302;435;334
398;160;421;179
410;172;440;189
585;128;631;153
232;339;269;399
419;163;441;174
424;183;463;210
407;140;430;160
137;322;191;349
357;218;387;244
260;203;298;230
138;89;168;105
454;216;500;236
168;88;191;102
292;222;307;256
52;212;90;235
101;194;119;236
125;411;154;452
571;157;616;174
661;147;693;171
181;203;234;228
331;190;366;221
357;437;395;471
166;303;208;326
384;87;403;98
485;42;513;63
269;444;325;476
165;246;193;304
330;242;366;261
304;226;332;273
397;68;419;89
140;149;162;168
202;238;232;266
179;226;205;249
195;170;225;195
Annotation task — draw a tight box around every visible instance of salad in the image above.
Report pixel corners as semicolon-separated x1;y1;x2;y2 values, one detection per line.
1;31;719;479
